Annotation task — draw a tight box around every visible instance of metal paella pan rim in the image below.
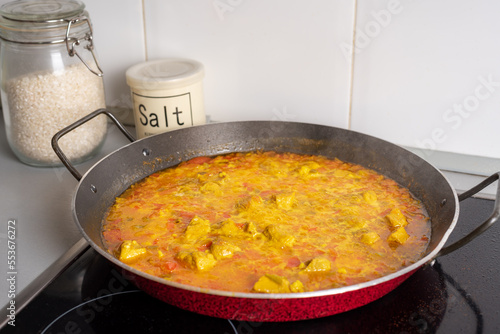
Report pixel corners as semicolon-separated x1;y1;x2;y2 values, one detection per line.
70;120;461;301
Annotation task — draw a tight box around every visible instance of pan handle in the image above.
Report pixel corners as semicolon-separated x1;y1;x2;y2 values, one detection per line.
51;108;136;182
436;172;500;257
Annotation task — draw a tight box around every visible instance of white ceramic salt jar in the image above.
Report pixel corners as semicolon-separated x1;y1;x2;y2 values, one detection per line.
126;58;206;139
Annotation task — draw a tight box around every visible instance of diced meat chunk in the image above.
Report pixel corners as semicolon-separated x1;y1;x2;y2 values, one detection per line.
253;274;305;293
298;161;320;177
210;240;241;260
302;257;331;272
361;231;380;245
119;240;147;264
333;169;354;178
200;181;222;195
237;195;263;212
218;219;242;237
184;216;211;241
253;274;291;293
290;280;305;293
244;222;258;237
274;192;296;210
388;227;410;245
363;191;378;205
386;208;408;228
263;224;295;248
260;160;288;177
347;216;367;229
176;251;217;271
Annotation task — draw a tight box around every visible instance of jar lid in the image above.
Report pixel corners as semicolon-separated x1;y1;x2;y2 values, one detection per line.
0;0;85;21
126;59;205;91
0;0;89;43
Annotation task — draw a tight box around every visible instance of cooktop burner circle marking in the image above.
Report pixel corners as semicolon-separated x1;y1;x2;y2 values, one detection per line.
40;289;142;334
228;320;238;333
39;288;239;334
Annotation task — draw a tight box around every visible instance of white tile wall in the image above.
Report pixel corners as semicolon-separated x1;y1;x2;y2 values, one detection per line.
142;0;354;127
350;0;500;160
1;0;500;164
85;0;145;111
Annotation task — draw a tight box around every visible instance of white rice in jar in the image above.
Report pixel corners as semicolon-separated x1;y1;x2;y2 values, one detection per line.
4;62;107;165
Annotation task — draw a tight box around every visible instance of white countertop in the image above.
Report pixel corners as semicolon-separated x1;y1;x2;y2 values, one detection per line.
0;117;498;319
0;118;133;313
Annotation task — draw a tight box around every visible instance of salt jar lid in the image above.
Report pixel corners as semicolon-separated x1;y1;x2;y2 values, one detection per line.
0;0;85;21
126;58;205;91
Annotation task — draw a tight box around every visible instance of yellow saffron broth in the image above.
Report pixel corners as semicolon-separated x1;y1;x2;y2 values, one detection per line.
102;151;430;293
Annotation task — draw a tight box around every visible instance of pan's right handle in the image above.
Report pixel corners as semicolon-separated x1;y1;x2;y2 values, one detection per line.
436;172;500;257
51;108;136;182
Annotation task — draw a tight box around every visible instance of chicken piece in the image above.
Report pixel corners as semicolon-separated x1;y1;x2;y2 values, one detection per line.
118;240;147;264
298;161;320;177
274;192;296;210
244;222;264;240
388;227;410;245
263;224;295;248
347;216;367;229
200;181;222;195
237;195;263;212
176;251;217;271
253;274;291;293
333;169;355;178
184;216;211;241
210;240;241;260
386;208;408;228
290;280;305;293
218;172;228;184
341;206;360;216
361;231;380;245
218;219;242;237
244;222;258;236
363;191;378;205
260;160;288;178
302;257;331;272
196;172;209;183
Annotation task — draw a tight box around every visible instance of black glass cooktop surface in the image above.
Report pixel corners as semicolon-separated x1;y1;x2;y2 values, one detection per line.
1;197;499;334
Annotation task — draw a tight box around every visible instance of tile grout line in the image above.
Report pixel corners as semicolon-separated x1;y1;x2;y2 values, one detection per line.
141;0;148;61
347;0;358;130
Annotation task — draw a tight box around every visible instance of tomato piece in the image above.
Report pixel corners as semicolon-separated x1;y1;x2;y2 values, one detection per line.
328;249;338;261
102;229;122;246
287;256;301;268
152;203;164;210
259;190;278;198
379;208;392;217
160;261;178;272
197;240;213;251
177;211;195;222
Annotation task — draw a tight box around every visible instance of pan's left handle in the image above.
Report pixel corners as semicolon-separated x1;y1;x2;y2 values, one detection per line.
436;172;500;257
51;108;136;182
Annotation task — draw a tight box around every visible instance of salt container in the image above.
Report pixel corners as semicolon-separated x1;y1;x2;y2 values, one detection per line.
126;58;206;139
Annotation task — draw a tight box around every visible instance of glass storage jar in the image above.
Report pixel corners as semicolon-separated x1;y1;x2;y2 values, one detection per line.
0;0;107;166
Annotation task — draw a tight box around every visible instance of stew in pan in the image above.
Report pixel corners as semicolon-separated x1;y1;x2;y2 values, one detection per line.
102;151;430;293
